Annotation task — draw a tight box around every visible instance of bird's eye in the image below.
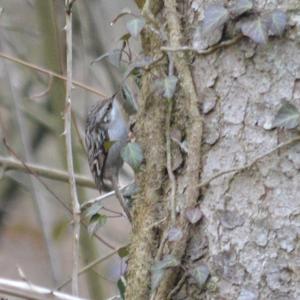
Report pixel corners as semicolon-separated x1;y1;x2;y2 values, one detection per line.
106;102;113;112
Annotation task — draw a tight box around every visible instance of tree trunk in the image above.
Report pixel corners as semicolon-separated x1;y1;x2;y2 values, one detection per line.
126;1;300;299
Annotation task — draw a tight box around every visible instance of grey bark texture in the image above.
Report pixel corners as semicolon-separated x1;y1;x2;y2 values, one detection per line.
126;1;300;299
185;1;300;299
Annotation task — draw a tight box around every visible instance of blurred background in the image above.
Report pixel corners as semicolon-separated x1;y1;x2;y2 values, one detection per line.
0;0;140;298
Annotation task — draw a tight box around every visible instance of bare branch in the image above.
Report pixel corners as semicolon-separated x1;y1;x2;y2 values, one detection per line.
0;277;87;300
57;246;125;290
2;146;115;251
64;1;80;295
0;52;106;98
81;182;133;210
30;75;54;99
0;155;95;189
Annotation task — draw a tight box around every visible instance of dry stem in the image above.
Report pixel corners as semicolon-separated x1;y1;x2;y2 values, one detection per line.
0;278;87;300
0;52;106;97
57;246;124;290
0;155;95;188
64;2;80;295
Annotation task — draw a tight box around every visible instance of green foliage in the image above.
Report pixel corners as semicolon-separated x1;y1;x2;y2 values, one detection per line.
200;2;287;45
121;84;139;115
241;18;268;44
118;245;129;258
151;255;180;291
229;0;253;18
203;5;229;34
267;10;287;36
117;277;126;300
121;142;144;171
87;213;107;236
84;202;103;218
189;264;210;289
272;101;300;129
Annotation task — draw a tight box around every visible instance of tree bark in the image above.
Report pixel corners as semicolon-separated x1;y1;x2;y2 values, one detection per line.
127;1;300;299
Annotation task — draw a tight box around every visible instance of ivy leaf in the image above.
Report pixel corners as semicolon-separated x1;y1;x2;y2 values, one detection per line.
121;84;138;115
84;202;103;218
167;227;183;242
272;101;300;129
87;214;107;236
163;75;178;99
185;207;203;224
266;10;287;36
121;142;144;171
91;49;122;67
122;56;156;82
151;268;164;291
117;277;126;300
151;255;180;290
118;246;129;258
241;18;268;44
189;264;210;288
229;0;253;18
152;255;180;270
126;18;145;39
203;5;229;34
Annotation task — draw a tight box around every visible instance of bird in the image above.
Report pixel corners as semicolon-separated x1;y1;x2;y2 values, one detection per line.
85;96;132;222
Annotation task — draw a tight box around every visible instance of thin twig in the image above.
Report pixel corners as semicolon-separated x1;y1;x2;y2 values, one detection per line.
0;155;95;188
80;182;133;210
0;52;106;98
198;136;300;188
2;143;115;250
112;177;132;223
57;246;124;290
101;206;123;217
106;296;121;300
64;1;80;295
3;140;72;213
0;277;87;300
161;34;243;55
5;57;58;281
167;273;187;299
30;75;54;99
145;216;167;231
